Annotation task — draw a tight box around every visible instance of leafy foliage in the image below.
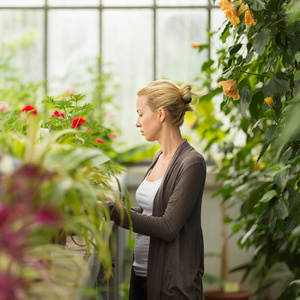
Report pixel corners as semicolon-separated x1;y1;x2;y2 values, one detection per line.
193;0;300;298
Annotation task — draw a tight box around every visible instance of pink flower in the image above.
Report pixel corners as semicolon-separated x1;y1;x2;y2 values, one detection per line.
0;102;9;112
0;205;10;229
34;206;63;227
106;112;117;119
50;110;65;118
20;105;38;116
94;139;104;144
86;129;95;133
108;134;117;139
65;89;78;98
0;271;27;300
71;117;86;129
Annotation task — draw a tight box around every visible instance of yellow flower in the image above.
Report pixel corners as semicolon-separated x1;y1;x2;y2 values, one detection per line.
264;97;275;108
245;9;256;26
218;0;233;11
226;8;240;26
238;3;248;16
219;80;240;100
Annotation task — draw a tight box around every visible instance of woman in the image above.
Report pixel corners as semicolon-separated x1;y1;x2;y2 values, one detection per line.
107;79;206;299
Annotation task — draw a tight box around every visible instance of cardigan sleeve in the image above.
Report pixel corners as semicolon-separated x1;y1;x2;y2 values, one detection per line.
109;161;206;242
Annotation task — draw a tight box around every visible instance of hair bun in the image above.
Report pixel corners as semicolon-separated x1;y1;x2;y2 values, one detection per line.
183;97;192;104
179;83;192;104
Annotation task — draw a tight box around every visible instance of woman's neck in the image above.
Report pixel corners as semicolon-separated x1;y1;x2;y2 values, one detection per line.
158;127;184;159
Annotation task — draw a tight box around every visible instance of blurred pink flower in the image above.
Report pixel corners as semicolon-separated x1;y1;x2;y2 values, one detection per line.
108;134;117;139
50;110;65;118
86;129;95;133
0;102;9;112
0;271;27;300
0;205;9;228
34;206;63;227
65;89;78;98
94;139;104;144
1;227;27;261
106;112;117;119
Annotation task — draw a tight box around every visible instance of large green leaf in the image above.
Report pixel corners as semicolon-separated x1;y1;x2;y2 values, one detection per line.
265;125;278;143
251;0;266;11
239;86;252;117
266;0;285;12
253;30;271;55
259;190;277;203
265;72;290;94
249;91;264;120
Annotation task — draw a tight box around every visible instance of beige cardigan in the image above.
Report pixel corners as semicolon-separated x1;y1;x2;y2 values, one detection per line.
110;139;206;299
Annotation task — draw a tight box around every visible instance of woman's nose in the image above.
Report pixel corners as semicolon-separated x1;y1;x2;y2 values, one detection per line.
136;119;140;127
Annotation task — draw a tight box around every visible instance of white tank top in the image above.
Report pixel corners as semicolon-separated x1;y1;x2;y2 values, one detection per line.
133;174;162;277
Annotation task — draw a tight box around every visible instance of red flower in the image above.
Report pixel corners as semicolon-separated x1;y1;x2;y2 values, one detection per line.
50;110;65;118
71;117;86;129
20;105;38;116
94;139;104;144
108;134;117;139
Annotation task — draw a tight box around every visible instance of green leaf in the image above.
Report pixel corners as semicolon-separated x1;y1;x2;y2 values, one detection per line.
265;125;278;143
277;280;300;300
259;190;277;203
239;87;252;117
295;70;300;81
201;59;214;72
265;72;290;94
257;142;270;162
249;91;264;120
221;22;231;44
251;0;266;11
253;30;271;55
275;200;289;219
266;0;285;12
229;44;243;56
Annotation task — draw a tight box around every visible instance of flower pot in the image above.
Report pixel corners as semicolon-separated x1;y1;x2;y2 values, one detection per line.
204;290;252;300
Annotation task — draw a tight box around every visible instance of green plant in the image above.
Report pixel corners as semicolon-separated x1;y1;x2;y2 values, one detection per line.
190;0;300;298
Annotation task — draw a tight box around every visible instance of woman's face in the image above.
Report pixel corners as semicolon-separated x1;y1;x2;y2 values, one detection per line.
136;95;162;141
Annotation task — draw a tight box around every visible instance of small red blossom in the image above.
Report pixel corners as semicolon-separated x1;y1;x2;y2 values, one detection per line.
50;110;65;118
71;117;87;129
108;134;117;139
20;105;38;116
94;139;104;144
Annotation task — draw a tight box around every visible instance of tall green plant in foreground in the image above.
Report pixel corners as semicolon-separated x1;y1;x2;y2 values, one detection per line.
191;0;300;299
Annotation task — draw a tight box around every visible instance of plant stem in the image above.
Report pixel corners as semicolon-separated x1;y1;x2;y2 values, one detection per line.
239;70;271;78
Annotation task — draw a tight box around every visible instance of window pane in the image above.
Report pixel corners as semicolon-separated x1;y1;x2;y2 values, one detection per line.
102;9;153;148
211;8;227;61
0;0;44;6
156;9;208;84
48;0;99;6
48;9;99;94
157;0;208;6
102;0;152;6
0;9;44;83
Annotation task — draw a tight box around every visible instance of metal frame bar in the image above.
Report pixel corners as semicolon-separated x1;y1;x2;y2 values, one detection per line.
0;1;219;91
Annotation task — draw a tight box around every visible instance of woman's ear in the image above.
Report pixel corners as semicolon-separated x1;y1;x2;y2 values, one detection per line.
158;107;166;122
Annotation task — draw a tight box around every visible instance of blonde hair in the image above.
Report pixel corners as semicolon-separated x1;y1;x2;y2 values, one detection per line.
137;79;200;127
